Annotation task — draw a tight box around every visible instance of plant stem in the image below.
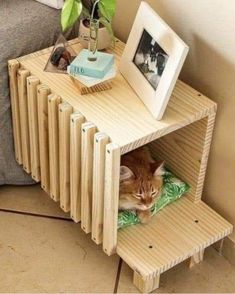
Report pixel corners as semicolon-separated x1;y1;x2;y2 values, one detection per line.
91;0;100;20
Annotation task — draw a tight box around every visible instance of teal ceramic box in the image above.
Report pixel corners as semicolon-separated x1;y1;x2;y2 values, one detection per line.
69;49;114;79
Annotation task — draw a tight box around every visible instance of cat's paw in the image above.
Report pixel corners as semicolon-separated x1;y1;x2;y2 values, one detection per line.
137;209;152;224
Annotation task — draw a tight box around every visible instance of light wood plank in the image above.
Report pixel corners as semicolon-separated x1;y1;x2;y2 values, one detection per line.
71;77;112;95
37;85;51;194
70;112;85;223
103;143;121;256
81;122;97;233
117;197;233;280
59;102;73;212
149;114;216;202
92;132;109;244
19;40;217;154
48;94;61;201
17;69;30;173
8;60;22;164
27;76;40;182
133;272;160;293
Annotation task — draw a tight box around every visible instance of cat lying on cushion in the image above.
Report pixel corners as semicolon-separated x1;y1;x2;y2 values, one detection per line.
119;147;164;224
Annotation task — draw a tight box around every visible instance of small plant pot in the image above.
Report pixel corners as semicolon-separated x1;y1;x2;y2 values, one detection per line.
78;19;112;50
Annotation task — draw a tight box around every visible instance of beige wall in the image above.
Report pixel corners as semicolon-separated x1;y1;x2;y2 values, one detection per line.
113;0;235;236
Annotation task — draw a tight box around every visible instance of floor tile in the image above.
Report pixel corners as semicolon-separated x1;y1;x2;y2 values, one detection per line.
117;247;235;293
0;184;69;218
0;211;119;293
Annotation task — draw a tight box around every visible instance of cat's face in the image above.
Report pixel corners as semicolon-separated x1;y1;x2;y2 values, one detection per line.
119;162;164;211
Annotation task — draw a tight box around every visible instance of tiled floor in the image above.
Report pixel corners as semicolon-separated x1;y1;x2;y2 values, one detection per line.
0;184;235;293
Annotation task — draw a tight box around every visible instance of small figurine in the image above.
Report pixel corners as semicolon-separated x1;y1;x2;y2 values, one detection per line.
50;47;65;66
50;46;72;71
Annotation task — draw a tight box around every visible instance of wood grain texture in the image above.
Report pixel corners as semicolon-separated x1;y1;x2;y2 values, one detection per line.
8;59;22;164
92;132;110;244
12;39;233;294
196;114;216;201
17;69;30;173
27;76;40;182
188;249;204;268
149;114;216;202
18;40;217;155
117;197;233;280
81;122;97;233
133;271;160;293
103;143;121;256
37;84;51;194
70;112;85;223
71;77;112;95
48;94;61;201
59;102;73;212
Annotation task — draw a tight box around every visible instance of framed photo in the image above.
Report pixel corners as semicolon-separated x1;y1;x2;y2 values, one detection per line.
120;1;189;120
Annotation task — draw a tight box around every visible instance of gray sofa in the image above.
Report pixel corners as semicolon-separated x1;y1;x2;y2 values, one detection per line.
0;0;76;185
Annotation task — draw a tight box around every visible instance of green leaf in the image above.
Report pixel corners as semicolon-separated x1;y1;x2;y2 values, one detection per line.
99;16;115;44
61;0;83;32
82;6;91;19
98;0;116;21
118;169;190;229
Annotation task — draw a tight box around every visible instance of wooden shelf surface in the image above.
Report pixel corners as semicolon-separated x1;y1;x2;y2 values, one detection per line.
18;39;216;154
117;197;232;280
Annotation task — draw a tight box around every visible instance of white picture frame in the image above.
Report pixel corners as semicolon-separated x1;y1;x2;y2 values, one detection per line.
119;1;189;120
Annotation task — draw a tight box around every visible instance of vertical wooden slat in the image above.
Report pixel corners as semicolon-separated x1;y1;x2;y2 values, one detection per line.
81;122;97;233
17;69;30;173
59;102;73;212
8;60;22;164
37;84;51;194
48;94;61;201
70;112;85;223
27;76;40;181
195;114;216;201
92;132;109;244
103;143;120;256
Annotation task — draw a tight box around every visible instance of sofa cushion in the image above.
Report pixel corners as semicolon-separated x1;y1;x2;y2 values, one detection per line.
0;0;76;185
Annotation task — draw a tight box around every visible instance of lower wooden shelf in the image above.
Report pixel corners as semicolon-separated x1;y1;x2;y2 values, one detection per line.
117;197;232;280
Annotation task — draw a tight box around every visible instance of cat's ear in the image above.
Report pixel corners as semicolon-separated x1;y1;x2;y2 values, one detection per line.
120;166;135;182
151;161;165;177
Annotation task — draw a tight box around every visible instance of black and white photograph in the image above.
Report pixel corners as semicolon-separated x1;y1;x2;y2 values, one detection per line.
133;29;168;90
120;1;189;119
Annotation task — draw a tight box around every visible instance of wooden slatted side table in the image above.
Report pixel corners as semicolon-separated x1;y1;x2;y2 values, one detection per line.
8;38;233;293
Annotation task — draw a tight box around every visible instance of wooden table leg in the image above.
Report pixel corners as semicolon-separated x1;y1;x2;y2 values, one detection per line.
133;272;160;293
214;238;224;256
189;249;205;268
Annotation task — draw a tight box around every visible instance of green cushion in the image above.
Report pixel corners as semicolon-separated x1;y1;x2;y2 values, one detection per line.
118;169;190;229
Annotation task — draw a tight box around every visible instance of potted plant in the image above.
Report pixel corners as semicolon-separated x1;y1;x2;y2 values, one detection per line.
61;0;116;50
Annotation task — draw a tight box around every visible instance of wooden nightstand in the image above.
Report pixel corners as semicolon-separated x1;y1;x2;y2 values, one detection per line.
8;38;233;293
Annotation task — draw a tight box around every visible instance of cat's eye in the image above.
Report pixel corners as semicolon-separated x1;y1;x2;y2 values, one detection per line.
151;189;158;197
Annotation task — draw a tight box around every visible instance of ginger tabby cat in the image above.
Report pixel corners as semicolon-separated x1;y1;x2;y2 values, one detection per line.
119;147;164;224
